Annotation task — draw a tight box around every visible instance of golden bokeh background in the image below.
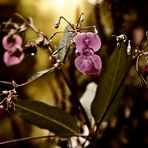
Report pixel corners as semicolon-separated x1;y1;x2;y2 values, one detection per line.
0;0;148;147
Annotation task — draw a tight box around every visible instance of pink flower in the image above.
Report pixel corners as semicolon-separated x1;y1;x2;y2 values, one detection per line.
74;32;102;75
75;53;102;75
75;32;101;53
0;105;6;115
2;34;22;52
0;105;5;110
2;34;24;66
3;47;24;66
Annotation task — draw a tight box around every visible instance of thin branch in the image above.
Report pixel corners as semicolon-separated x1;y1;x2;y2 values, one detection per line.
60;69;92;134
55;16;75;30
49;30;74;41
0;134;89;145
16;67;56;88
14;13;48;40
0;67;56;89
0;81;13;85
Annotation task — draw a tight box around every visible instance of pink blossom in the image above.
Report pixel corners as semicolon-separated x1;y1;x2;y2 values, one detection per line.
2;34;22;52
75;32;101;53
0;105;5;110
75;54;102;75
3;48;24;66
74;32;102;75
2;34;24;66
0;105;6;115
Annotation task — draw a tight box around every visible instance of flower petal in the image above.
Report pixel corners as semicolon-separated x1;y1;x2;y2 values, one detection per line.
3;50;24;67
75;54;102;75
2;34;22;51
85;32;101;52
75;33;87;53
75;32;101;53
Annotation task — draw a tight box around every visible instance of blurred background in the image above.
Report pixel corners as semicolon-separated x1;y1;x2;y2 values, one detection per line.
0;0;148;147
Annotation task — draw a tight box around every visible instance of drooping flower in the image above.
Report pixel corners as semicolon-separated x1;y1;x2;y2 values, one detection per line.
2;34;24;66
74;32;102;75
3;47;24;67
2;34;22;52
75;53;102;75
75;32;101;53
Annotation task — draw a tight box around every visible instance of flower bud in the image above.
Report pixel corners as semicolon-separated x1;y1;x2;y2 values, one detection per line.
24;42;37;56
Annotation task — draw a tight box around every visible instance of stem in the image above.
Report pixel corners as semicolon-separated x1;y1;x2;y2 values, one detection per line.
14;13;48;40
0;134;89;145
49;30;74;41
16;67;56;88
60;69;92;133
52;39;72;56
57;16;75;30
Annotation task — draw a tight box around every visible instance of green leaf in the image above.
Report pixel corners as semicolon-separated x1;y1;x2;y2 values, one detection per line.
103;86;124;121
91;43;128;123
54;25;73;62
27;67;56;82
15;100;79;135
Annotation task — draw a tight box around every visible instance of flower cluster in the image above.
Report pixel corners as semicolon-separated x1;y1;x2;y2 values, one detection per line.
2;33;24;66
74;32;102;75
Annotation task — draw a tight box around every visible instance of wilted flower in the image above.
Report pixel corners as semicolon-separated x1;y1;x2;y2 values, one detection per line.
74;32;102;75
2;34;22;52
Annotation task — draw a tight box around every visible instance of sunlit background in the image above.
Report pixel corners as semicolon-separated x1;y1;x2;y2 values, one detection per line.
0;0;148;147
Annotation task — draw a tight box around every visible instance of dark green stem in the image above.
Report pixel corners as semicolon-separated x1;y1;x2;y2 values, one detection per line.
60;69;92;134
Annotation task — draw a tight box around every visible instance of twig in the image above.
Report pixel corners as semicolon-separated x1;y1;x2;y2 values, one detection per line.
60;69;92;134
0;134;89;145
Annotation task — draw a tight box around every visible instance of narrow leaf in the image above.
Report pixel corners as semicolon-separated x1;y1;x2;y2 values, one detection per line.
91;43;128;123
16;100;79;135
27;67;55;82
54;25;73;62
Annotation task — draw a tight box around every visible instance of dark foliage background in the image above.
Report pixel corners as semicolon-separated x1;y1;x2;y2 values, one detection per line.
0;0;147;147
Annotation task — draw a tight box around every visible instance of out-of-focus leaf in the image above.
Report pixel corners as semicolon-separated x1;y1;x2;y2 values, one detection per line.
80;82;98;122
54;25;73;62
91;43;128;123
16;100;79;135
27;67;56;82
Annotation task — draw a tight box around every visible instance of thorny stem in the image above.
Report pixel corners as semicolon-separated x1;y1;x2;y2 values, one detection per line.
60;69;92;134
0;134;89;145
